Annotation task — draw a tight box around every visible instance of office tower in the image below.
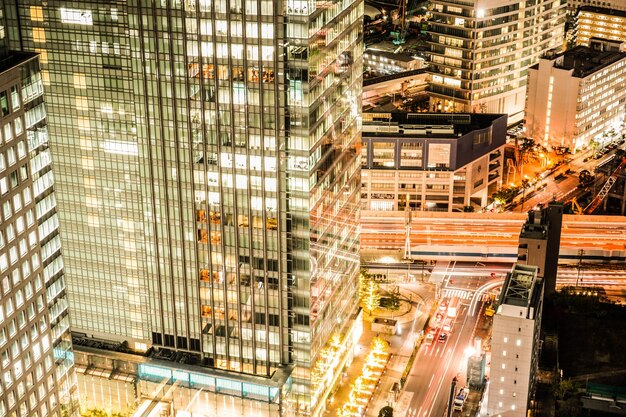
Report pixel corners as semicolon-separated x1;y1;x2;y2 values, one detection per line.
361;111;506;212
0;45;75;417
525;44;626;150
9;1;363;415
517;203;562;296
427;0;566;124
488;264;543;417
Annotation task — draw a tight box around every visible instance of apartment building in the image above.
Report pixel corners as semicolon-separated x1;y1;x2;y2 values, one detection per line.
361;112;506;212
7;0;363;416
427;0;566;124
525;44;626;150
568;0;626;12
576;6;626;46
488;264;543;417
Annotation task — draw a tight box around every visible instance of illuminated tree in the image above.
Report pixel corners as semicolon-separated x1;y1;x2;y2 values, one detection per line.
358;268;372;305
363;279;381;315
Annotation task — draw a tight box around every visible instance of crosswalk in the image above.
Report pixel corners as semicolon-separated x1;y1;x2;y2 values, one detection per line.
443;288;491;301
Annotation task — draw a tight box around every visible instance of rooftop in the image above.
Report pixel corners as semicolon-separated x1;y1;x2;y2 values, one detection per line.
362;111;506;138
364;48;423;63
363;68;427;87
578;5;626;18
546;45;626;78
499;264;541;309
520;207;549;240
0;51;39;75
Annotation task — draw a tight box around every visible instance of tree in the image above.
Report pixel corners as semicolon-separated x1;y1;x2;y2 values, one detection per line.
578;170;593;187
552;378;576;400
363;279;381;315
589;138;601;152
387;287;401;311
359;268;372;305
378;406;394;417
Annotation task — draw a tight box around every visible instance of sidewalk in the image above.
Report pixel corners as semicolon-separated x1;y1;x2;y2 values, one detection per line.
364;286;433;417
325;284;434;417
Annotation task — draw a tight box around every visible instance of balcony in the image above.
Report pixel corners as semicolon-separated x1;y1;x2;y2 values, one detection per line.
489;162;501;172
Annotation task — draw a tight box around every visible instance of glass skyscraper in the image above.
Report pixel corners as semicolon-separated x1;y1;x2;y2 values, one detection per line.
8;1;363;415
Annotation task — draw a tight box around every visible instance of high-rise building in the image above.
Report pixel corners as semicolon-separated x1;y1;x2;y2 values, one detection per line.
8;1;363;416
488;264;543;417
525;44;626;150
0;43;75;417
427;0;566;124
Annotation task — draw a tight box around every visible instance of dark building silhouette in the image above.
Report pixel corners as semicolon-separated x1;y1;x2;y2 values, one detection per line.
517;202;563;296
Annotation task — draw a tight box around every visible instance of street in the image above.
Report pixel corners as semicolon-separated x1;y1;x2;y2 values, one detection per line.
362;260;626;417
399;262;489;417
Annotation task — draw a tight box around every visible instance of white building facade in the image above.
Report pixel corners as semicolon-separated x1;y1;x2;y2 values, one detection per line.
488;264;543;417
525;46;626;150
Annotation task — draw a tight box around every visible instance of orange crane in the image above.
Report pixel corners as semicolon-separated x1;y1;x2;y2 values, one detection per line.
583;157;626;214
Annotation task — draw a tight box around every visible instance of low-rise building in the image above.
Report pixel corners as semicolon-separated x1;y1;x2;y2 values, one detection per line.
361;112;506;212
525;45;626;151
363;49;426;75
488;264;544;417
576;6;626;47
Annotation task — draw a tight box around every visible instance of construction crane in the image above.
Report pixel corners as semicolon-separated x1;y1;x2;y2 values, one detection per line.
583;157;626;214
571;197;584;215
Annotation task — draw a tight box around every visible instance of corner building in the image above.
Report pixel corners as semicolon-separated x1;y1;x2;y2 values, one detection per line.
10;0;363;416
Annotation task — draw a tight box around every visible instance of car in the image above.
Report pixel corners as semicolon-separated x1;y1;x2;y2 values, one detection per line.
424;333;435;346
608;143;618;150
439;333;448;343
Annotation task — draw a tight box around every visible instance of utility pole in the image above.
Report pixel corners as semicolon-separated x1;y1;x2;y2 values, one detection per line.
576;249;584;287
403;193;412;261
403;194;414;282
446;376;458;417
